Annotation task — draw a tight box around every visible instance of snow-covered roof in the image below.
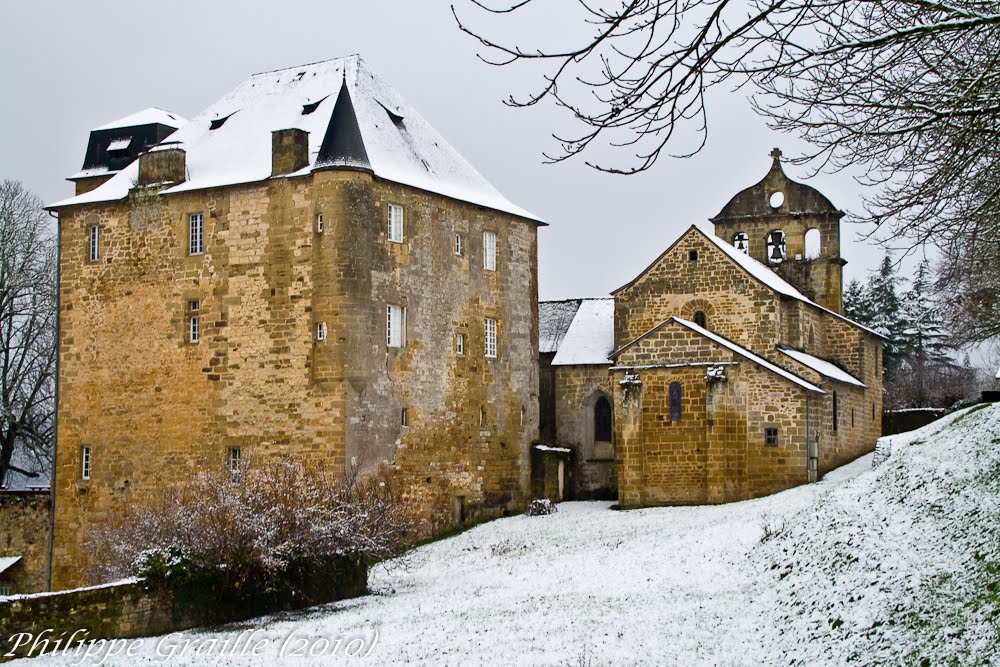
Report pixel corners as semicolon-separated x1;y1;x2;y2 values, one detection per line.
51;56;541;223
778;348;865;387
539;300;582;354
613;316;823;393
551;298;615;366
0;556;21;575
92;107;186;132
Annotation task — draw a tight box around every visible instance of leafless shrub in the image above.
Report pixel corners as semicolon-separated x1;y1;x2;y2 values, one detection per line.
85;460;418;586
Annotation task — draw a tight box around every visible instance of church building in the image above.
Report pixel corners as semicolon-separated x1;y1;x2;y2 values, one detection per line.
540;151;884;506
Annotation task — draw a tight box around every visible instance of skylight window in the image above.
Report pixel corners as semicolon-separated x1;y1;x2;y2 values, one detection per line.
106;138;132;152
209;112;237;130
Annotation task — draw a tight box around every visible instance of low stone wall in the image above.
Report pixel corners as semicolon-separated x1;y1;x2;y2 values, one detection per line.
0;491;51;595
882;408;947;436
0;558;367;662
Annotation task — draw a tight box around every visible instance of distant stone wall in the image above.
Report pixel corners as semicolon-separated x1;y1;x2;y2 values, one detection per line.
0;558;367;662
0;492;50;595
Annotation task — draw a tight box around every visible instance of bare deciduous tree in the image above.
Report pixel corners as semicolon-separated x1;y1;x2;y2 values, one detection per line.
454;0;1000;340
0;180;56;488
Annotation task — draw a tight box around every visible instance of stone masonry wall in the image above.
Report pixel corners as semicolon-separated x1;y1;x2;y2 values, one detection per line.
52;170;538;588
612;321;814;506
0;493;49;595
551;365;616;499
614;230;782;354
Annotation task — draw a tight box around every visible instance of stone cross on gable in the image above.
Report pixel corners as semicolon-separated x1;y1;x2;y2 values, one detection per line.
769;147;783;161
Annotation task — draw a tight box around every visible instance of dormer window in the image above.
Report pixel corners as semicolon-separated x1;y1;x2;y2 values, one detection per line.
302;96;329;115
209;112;237;130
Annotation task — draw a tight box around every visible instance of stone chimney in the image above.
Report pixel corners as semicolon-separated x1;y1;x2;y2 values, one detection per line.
271;129;310;176
137;147;186;186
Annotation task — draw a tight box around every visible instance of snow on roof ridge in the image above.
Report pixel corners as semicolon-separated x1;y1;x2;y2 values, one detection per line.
778;347;865;387
251;54;361;77
93;107;186;132
551;298;615;366
666;317;823;393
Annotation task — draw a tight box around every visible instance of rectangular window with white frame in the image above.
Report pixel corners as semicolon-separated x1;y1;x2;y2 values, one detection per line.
189;213;204;255
484;318;497;358
456;333;465;356
188;299;200;344
387;204;403;243
386;304;405;348
87;225;99;262
316;213;324;234
81;446;92;481
454;233;464;256
316;322;327;341
483;231;497;271
228;446;242;481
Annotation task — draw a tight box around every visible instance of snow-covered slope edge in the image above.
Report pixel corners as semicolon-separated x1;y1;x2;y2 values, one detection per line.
753;403;1000;666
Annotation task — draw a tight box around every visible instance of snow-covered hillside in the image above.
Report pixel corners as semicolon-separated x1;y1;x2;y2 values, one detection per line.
16;404;999;666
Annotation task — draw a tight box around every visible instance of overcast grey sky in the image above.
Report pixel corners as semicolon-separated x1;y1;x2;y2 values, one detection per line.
0;1;896;301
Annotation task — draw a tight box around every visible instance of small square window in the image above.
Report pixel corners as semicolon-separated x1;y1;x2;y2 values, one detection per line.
188;299;199;312
387;204;403;243
765;428;779;447
483;231;497;271
81;446;92;480
316;213;324;234
456;333;465;356
316;322;327;341
88;225;99;262
454;233;464;256
189;213;204;255
484;318;497;358
387;304;405;348
689;250;698;262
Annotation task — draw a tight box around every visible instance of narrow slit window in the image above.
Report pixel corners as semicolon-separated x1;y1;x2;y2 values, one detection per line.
456;333;465;356
88;225;99;262
454;233;464;256
480;407;486;427
483;231;497;271
316;213;324;234
833;391;839;432
401;408;409;426
189;213;204;255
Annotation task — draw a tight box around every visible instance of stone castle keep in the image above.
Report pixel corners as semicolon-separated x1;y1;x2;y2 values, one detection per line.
39;56;882;590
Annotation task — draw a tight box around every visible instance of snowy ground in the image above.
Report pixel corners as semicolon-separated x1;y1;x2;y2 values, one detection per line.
14;404;1000;666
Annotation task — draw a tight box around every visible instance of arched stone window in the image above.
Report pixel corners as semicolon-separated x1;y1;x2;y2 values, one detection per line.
804;228;821;259
594;396;612;442
693;310;707;328
766;230;786;264
669;382;682;421
733;231;749;254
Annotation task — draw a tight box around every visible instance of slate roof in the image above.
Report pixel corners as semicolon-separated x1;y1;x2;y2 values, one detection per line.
539;300;582;354
52;56;541;223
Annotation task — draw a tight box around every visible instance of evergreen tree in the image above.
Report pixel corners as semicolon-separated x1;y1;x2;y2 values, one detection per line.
898;260;954;406
843;278;875;328
866;254;905;377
